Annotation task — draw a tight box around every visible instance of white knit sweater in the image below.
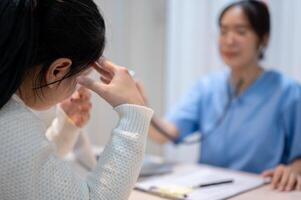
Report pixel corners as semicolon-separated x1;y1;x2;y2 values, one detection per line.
0;96;153;200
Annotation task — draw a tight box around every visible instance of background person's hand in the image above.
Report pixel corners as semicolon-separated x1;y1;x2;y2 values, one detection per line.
59;87;92;128
77;59;145;107
262;161;301;191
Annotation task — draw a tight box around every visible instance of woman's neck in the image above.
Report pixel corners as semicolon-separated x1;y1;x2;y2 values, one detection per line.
15;75;42;110
230;63;263;95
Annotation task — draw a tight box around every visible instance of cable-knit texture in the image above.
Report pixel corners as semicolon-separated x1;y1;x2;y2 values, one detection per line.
0;98;153;200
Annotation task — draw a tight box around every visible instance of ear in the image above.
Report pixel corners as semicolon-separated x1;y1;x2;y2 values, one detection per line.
45;58;72;88
261;34;269;48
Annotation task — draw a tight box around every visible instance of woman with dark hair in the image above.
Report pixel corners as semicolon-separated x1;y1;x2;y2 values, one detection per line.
0;0;153;199
143;0;301;191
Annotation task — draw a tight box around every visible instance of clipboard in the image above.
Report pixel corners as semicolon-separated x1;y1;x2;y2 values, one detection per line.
135;165;265;200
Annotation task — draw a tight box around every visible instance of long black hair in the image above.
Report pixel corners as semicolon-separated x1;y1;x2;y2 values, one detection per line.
0;0;106;108
218;0;270;59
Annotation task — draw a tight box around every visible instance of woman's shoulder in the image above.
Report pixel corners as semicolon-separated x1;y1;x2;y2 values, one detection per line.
264;70;301;92
0;97;44;130
264;70;301;110
0;97;49;155
0;98;55;195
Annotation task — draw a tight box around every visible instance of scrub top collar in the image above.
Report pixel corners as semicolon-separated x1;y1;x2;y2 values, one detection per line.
226;69;268;103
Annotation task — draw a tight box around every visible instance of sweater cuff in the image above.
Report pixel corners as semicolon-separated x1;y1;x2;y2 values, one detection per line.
114;104;154;134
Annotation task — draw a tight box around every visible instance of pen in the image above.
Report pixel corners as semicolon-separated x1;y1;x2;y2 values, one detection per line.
192;179;234;189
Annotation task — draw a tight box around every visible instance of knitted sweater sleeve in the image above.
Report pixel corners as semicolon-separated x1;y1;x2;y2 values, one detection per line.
0;103;153;200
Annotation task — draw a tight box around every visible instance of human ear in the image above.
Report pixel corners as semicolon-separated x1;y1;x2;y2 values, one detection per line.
45;58;72;88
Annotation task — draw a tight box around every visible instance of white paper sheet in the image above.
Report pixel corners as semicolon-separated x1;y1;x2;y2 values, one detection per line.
136;165;265;200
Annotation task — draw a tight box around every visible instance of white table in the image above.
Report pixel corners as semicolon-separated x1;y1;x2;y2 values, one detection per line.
69;158;301;200
130;164;301;200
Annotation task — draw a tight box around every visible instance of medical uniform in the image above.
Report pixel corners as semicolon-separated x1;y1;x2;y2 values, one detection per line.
167;69;301;173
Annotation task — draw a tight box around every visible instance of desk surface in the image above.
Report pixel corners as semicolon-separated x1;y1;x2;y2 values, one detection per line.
70;160;301;200
130;185;301;200
130;164;301;200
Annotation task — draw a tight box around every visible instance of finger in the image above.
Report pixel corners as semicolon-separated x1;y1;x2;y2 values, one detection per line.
81;68;94;76
92;58;104;68
94;59;117;75
97;56;106;66
80;112;90;122
278;169;290;191
70;103;91;113
78;89;91;100
77;76;107;95
74;87;90;99
79;93;91;101
92;62;111;76
71;90;81;99
93;65;114;80
261;169;274;177
70;97;90;105
113;66;133;83
74;116;85;128
97;60;132;82
80;103;92;112
285;174;297;191
99;68;113;80
78;86;91;95
70;87;90;100
100;76;111;84
271;167;284;189
77;113;90;128
297;176;301;190
78;112;89;119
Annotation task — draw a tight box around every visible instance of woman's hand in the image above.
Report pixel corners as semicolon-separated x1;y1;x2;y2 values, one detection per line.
262;160;301;191
135;80;149;106
77;59;145;107
59;87;92;128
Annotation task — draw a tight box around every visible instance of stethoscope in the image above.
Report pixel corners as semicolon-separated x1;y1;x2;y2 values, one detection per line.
151;79;244;145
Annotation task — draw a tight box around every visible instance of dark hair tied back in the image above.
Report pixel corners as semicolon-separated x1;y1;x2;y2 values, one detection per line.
0;0;106;109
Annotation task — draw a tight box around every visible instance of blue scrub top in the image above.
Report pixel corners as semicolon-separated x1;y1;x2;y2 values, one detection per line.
166;69;301;173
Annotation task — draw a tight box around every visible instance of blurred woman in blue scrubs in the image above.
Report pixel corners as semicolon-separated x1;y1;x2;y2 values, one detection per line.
142;0;301;191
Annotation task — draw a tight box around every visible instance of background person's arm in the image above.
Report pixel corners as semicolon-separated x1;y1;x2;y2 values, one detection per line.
148;116;179;144
135;81;179;144
136;80;203;145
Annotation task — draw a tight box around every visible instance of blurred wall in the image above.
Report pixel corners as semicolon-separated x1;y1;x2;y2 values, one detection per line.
85;0;167;155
